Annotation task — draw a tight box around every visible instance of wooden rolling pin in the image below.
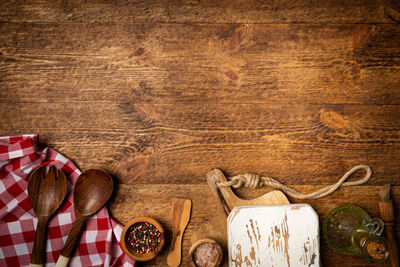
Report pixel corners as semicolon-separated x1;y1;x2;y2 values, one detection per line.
379;184;399;267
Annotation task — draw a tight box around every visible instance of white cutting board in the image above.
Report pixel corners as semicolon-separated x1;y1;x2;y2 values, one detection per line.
228;204;320;267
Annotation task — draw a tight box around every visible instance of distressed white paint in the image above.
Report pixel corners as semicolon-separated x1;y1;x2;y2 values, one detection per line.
228;204;320;267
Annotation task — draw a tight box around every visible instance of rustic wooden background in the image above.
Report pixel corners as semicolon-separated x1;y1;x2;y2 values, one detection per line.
1;1;400;266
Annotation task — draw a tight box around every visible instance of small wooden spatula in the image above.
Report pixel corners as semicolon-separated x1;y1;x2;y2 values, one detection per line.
167;198;192;267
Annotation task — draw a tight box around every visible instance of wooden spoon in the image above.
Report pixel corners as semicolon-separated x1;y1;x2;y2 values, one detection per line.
28;166;68;267
167;198;192;267
55;169;113;267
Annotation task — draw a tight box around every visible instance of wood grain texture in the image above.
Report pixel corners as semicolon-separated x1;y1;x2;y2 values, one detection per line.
1;102;399;185
1;1;400;266
0;0;399;23
1;23;400;105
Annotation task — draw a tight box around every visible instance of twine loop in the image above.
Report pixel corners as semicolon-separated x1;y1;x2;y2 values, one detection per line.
217;165;372;199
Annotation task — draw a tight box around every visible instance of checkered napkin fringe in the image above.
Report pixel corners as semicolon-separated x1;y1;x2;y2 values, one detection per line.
0;134;135;267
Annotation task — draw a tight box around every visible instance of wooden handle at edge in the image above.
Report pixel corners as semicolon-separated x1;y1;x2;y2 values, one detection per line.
30;218;47;265
385;225;399;267
379;201;399;267
167;232;184;267
55;216;86;267
55;255;69;267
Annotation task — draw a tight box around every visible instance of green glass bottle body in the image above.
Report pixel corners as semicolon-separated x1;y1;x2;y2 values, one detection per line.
323;204;389;263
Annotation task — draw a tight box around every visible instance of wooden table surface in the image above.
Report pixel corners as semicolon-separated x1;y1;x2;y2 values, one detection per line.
1;1;400;266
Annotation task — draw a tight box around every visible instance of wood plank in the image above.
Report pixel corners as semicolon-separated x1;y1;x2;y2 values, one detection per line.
1;1;399;266
1;23;400;105
1;102;399;185
0;0;398;24
109;184;400;266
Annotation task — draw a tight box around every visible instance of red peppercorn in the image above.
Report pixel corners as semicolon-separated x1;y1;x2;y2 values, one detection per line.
126;222;161;254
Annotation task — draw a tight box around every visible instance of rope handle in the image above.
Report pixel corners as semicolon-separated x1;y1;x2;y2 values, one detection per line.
217;165;372;199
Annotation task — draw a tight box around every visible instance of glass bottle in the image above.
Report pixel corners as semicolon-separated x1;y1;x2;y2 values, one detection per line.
323;204;389;263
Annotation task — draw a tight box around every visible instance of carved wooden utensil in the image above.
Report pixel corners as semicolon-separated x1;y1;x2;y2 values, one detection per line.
191;169;290;267
167;198;192;267
28;166;68;267
379;184;399;267
55;169;113;267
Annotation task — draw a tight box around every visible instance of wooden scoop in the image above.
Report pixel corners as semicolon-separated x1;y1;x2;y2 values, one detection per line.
28;166;68;267
167;198;192;267
55;169;113;267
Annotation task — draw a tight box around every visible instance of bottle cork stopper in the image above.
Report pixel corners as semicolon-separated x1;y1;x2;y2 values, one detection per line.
360;237;387;261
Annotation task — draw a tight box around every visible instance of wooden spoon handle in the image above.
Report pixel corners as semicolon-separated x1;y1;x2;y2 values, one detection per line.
55;216;86;267
30;218;48;266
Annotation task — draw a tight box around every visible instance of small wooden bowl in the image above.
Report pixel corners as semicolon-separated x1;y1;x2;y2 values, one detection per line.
189;239;223;267
120;216;165;262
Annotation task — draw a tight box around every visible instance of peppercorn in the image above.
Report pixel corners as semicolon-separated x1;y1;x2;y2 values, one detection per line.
126;222;161;254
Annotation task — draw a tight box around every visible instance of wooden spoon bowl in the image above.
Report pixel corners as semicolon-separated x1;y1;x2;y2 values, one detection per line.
120;216;165;262
28;166;67;217
74;169;114;216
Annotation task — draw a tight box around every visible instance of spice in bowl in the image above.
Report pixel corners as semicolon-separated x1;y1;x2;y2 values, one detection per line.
193;242;219;266
189;239;223;267
121;216;165;261
127;222;161;254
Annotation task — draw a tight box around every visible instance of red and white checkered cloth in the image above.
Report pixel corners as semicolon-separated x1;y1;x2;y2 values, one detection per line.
0;134;136;267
